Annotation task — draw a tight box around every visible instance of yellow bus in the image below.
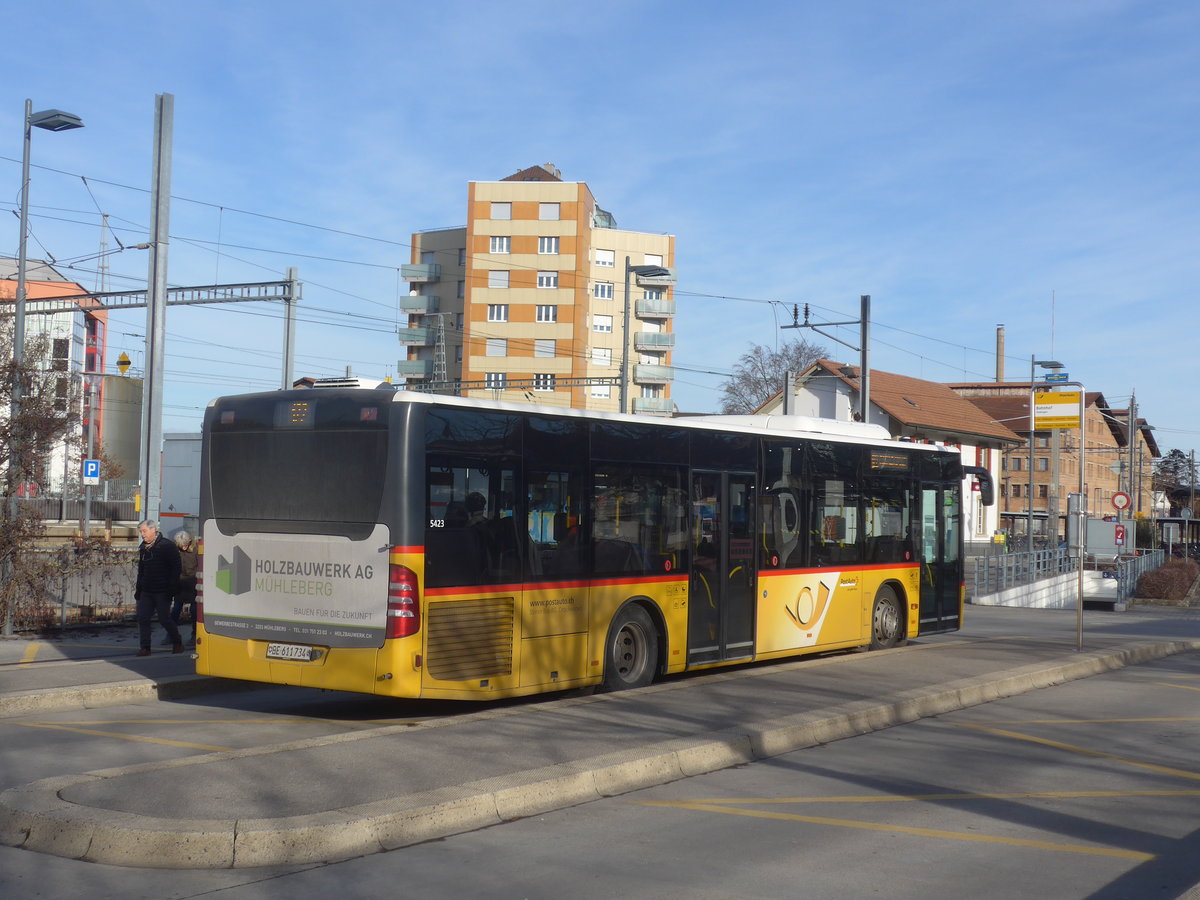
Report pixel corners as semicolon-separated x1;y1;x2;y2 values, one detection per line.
195;386;991;700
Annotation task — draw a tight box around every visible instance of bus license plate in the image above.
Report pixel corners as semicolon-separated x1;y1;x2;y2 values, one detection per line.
266;642;314;661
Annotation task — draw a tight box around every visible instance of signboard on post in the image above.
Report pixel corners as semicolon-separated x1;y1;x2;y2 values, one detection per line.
1033;391;1082;429
82;459;101;486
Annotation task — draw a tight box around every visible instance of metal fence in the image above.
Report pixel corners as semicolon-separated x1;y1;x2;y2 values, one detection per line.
20;478;140;524
1116;549;1166;605
972;548;1076;598
6;550;138;631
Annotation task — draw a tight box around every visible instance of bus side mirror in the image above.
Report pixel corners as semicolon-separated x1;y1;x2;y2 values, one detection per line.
963;466;995;507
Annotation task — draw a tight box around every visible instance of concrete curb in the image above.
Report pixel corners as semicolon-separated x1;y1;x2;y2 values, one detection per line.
0;674;257;719
3;639;1197;870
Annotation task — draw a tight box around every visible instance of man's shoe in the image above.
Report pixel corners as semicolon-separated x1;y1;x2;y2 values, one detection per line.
137;648;151;657
172;643;184;654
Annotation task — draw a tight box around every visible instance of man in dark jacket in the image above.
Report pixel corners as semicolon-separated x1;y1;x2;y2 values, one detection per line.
135;519;183;656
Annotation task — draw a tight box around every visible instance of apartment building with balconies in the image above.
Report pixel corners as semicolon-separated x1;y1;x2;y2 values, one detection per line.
402;164;676;414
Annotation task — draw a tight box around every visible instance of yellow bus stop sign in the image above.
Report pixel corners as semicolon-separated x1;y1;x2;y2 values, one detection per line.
1033;390;1081;429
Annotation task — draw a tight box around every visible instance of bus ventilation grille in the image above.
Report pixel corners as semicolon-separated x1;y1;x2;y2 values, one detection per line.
426;597;515;682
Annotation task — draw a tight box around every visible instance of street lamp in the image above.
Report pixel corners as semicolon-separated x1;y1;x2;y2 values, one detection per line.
620;259;675;415
1028;357;1064;553
4;102;83;636
13;102;85;379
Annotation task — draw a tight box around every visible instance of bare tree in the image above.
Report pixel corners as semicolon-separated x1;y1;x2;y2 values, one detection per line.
719;337;829;414
1;319;84;630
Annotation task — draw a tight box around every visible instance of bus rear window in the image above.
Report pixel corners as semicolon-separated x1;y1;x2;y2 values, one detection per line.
207;392;391;529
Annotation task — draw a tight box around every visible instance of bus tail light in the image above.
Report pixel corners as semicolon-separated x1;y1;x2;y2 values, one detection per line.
386;562;420;638
195;539;204;624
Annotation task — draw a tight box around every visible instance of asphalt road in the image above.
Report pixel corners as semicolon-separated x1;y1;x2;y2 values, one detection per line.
1;605;1198;898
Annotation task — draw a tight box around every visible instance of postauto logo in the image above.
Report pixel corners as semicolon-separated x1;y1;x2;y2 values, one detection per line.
215;546;252;596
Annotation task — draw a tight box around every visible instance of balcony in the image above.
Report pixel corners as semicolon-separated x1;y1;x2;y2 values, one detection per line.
395;358;434;378
635;298;675;319
633;397;674;414
633;364;674;384
634;332;675;351
401;263;441;283
400;294;440;314
397;327;435;346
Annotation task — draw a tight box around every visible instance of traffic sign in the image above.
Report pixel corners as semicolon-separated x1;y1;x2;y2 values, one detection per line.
1033;391;1082;429
1111;491;1130;511
117;352;131;375
1044;372;1069;383
82;458;101;485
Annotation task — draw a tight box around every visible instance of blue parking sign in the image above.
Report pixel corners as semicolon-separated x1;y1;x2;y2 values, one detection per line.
82;459;101;485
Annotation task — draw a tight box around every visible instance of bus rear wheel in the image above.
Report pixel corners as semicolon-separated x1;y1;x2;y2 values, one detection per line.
869;587;905;650
602;604;658;691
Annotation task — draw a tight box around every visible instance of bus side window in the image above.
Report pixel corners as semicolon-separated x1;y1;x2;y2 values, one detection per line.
527;470;584;578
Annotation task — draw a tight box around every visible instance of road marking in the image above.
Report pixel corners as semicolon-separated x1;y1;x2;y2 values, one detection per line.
635;799;1154;860
19;643;44;665
956;724;1200;782
9;721;232;752
1150;681;1200;694
969;724;1200;729
678;789;1200;806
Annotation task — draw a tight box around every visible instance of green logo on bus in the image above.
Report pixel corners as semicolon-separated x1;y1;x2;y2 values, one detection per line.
215;545;252;595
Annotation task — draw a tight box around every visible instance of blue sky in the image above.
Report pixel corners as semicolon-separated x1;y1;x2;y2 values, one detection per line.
2;0;1197;464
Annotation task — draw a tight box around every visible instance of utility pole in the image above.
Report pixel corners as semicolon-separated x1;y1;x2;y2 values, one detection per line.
139;92;173;524
784;295;871;422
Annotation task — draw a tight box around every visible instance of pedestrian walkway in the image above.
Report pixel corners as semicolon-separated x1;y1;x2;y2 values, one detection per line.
2;610;1198;870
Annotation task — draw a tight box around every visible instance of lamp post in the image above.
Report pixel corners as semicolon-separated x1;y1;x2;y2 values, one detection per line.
620;259;675;415
13;101;85;382
4;101;83;637
1028;357;1064;553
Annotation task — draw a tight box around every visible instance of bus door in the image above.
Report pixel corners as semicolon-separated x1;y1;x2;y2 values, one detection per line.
688;471;756;665
917;482;962;633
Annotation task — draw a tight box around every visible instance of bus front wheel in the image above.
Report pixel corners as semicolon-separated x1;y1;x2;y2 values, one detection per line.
869;587;905;651
602;604;658;691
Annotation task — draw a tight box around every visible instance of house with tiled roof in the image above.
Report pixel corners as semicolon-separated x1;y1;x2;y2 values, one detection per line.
756;359;1023;551
949;382;1160;547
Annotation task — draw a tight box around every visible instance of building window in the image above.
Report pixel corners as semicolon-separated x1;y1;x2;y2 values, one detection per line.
537;271;558;289
487;304;509;322
458;248;467;266
644;253;663;266
486;338;507;356
488;270;509;289
1037;457;1049;471
490;236;511;254
1012;484;1021;498
642;288;663;301
491;202;511;220
592;347;612;366
590;383;611;399
534;374;556;391
485;372;506;389
535;339;555;358
536;305;557;323
594;281;614;300
538;236;560;255
539;202;559;220
595;249;615;268
1011;457;1022;472
457;280;465;299
593;315;613;333
1038;484;1049;499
